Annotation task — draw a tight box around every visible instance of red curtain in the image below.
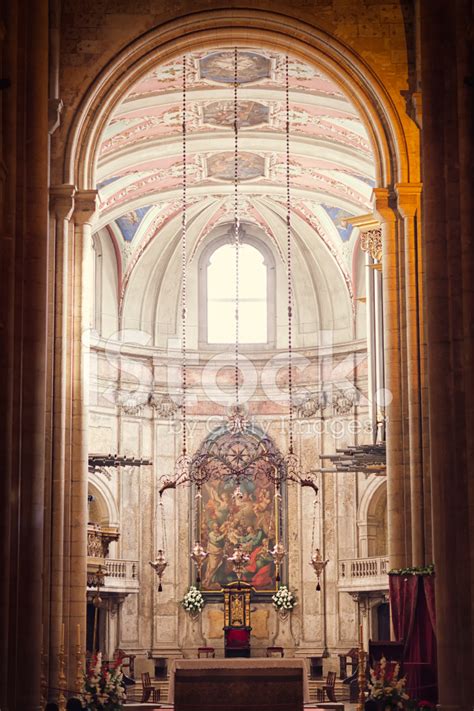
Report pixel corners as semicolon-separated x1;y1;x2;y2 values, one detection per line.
389;575;438;703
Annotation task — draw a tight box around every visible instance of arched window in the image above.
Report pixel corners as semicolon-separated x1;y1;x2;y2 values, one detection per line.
205;240;270;344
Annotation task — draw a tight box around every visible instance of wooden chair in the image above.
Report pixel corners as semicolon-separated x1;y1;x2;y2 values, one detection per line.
323;671;337;701
140;671;160;703
316;670;337;702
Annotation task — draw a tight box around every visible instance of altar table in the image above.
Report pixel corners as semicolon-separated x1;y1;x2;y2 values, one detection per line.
168;658;309;710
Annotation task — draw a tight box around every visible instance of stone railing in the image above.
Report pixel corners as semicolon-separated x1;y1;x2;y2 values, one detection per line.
338;556;390;591
103;558;139;593
87;558;139;594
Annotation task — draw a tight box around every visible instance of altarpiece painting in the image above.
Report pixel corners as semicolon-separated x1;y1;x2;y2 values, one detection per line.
193;425;285;596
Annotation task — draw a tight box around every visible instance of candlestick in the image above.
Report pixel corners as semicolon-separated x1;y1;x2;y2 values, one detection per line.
356;623;366;711
76;623;81;646
58;633;67;711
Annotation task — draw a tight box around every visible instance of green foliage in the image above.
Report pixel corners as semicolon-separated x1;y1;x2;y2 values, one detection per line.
388;564;435;576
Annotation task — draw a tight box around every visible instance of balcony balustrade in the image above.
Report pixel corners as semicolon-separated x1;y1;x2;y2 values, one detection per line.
338;555;390;591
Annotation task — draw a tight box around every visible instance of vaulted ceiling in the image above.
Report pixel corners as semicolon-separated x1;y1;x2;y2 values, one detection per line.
94;48;375;323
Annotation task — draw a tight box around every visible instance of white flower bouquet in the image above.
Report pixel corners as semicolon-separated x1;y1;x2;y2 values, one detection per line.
271;585;297;611
81;651;125;710
181;585;205;614
368;655;410;709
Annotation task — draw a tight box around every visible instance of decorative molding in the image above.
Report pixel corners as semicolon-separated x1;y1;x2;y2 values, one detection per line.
332;388;358;416
296;390;325;419
73;189;99;226
48;98;64;135
49;184;76;220
115;388;148;415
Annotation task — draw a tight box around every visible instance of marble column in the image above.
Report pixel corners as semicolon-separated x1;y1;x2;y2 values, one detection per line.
373;189;410;569
419;3;473;709
11;0;50;708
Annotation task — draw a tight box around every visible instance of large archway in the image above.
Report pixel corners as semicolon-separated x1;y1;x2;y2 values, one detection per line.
49;7;423;693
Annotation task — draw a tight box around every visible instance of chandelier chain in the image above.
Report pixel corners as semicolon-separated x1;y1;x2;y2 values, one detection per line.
286;55;294;455
181;54;188;456
160;496;168;553
311;497;318;554
234;47;240;408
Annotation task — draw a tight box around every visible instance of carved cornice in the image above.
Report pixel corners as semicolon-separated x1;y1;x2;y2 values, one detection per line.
395;183;423;219
73;189;99;226
50;184;76;220
372;188;397;225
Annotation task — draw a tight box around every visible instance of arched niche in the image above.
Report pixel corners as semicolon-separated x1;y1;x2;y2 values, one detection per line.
358;477;387;558
87;474;120;528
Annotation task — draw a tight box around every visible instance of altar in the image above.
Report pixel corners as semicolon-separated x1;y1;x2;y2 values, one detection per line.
168;658;309;711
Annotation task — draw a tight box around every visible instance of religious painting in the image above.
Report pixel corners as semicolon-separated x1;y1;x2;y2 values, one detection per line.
207;152;265;181
197;473;281;594
199;51;271;84
115;206;151;242
194;426;285;596
202;100;270;129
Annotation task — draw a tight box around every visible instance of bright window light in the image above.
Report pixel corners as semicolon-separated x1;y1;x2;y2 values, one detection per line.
207;243;267;344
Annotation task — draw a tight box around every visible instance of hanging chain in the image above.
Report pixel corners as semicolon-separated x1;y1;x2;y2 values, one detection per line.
160;496;168;552
310;497;318;554
286;55;294;455
181;54;188;457
234;47;240;409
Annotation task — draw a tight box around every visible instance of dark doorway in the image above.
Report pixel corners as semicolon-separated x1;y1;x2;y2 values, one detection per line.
376;602;390;641
87;601;102;653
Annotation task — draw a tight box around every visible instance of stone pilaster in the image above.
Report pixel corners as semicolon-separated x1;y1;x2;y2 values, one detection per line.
373;189;410;570
48;184;76;698
396;183;426;566
67;189;98;685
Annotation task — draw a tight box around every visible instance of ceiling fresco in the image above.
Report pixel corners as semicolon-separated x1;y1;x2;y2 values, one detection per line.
202;100;270;128
199;51;272;84
95;48;376;301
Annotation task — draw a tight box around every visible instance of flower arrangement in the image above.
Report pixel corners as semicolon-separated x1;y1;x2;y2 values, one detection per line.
367;655;409;709
181;585;205;614
80;652;125;710
272;585;297;611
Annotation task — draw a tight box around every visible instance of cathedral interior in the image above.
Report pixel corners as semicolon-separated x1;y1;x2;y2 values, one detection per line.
0;1;473;710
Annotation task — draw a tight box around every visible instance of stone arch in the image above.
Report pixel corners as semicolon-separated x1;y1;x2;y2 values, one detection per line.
87;473;120;527
358;477;387;558
63;9;415;192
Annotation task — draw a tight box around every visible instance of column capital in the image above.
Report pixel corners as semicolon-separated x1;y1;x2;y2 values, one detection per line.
50;184;76;220
372;188;397;224
396;183;423;219
73;189;99;227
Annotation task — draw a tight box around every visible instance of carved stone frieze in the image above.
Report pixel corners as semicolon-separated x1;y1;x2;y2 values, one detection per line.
332;389;358;416
360;228;382;263
296;390;325;418
148;392;179;419
87;524;120;559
